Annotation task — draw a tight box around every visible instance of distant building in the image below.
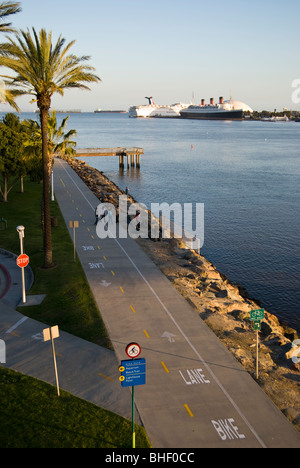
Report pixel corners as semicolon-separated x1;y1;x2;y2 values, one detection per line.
225;100;254;113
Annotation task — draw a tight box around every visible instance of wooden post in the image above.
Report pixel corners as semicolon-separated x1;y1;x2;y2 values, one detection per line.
119;154;125;168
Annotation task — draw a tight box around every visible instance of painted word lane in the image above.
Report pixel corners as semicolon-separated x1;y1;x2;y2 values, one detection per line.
180;368;210;385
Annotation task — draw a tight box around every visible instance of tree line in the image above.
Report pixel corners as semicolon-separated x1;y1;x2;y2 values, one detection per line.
0;2;101;268
0;110;77;202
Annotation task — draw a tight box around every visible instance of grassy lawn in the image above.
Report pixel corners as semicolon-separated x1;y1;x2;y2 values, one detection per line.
0;178;150;448
0;367;150;448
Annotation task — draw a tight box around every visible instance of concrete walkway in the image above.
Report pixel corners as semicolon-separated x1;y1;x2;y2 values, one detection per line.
1;157;300;448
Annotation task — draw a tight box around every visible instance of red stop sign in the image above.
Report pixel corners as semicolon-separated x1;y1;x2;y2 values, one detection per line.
17;254;29;268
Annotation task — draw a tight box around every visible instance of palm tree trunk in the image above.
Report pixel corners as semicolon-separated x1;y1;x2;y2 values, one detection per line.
40;107;53;268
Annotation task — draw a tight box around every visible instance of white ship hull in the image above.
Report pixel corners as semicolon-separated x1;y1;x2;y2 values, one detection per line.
129;100;189;118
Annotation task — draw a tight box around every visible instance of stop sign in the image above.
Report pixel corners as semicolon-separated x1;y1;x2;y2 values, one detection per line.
17;254;29;268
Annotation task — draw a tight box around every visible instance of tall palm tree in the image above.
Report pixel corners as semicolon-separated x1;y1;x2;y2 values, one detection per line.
0;1;21;33
0;28;101;267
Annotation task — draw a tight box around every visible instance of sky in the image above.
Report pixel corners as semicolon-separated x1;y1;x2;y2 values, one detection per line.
0;0;300;112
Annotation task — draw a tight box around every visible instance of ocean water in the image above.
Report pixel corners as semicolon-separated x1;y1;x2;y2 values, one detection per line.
8;112;300;332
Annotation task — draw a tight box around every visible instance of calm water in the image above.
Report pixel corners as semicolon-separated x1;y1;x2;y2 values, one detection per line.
13;113;300;332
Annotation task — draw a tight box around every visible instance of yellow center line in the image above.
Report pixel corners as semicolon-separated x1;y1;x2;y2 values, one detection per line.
161;361;170;374
130;305;136;314
184;404;194;418
9;331;20;338
143;330;150;338
120;286;124;294
98;373;114;382
111;270;115;276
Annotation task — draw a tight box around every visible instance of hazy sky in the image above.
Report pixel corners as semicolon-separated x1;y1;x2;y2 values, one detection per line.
1;0;300;112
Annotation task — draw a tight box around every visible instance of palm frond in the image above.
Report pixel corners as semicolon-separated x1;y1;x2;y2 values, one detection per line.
0;1;21;33
0;27;101;108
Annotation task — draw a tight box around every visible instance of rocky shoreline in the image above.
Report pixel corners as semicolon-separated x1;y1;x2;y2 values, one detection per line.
60;156;300;433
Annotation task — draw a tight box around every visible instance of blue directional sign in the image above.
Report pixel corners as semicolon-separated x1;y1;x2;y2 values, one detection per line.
120;358;146;388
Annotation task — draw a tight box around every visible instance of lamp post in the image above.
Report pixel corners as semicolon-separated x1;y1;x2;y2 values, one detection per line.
16;225;26;304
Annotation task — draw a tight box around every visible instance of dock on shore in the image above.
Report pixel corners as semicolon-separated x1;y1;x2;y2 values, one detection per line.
76;147;144;168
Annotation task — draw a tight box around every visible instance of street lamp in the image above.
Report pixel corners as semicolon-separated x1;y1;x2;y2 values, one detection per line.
16;225;26;304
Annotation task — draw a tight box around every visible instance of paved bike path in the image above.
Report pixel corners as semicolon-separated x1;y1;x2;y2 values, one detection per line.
52;158;300;448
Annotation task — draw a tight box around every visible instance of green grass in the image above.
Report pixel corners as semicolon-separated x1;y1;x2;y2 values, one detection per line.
0;367;150;448
0;178;151;448
0;178;111;348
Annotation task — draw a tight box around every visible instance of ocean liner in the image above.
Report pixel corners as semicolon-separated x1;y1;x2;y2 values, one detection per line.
129;97;189;118
180;97;244;120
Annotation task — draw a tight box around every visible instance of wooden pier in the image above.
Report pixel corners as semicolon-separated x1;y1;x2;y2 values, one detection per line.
76;147;144;168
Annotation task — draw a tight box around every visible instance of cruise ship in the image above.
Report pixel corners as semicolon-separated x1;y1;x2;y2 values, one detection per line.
129;97;190;118
180;97;250;120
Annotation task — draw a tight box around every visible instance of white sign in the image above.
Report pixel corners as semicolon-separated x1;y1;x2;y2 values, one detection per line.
126;342;142;358
43;325;59;342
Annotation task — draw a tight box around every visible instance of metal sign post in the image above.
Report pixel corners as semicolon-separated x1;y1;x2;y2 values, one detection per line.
16;226;27;304
43;325;60;396
69;221;79;261
250;309;265;380
119;343;146;448
51;170;55;201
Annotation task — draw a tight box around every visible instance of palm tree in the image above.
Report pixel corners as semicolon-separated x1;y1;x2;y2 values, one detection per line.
0;28;101;267
47;110;77;162
0;2;21;108
0;1;21;33
23;110;77;180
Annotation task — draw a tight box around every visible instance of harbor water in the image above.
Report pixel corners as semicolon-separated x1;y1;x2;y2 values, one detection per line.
10;113;300;332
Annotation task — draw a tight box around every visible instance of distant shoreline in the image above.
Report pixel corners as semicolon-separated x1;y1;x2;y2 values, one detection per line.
1;110;299;121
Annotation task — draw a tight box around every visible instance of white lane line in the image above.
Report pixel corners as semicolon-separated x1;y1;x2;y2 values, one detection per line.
6;317;28;335
55;158;267;448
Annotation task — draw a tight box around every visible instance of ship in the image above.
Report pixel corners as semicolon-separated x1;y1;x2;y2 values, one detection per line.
129;97;190;118
180;97;248;120
56;109;82;113
261;115;290;122
94;109;127;114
